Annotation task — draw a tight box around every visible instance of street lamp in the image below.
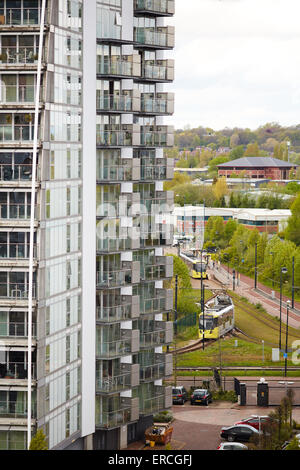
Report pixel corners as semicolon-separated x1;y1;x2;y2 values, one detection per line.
284;300;291;378
270;251;274;289
279;267;288;351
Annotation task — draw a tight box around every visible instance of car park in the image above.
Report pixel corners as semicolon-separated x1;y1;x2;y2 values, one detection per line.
234;415;271;431
190;389;212;406
172;386;188;405
220;424;260;442
217;442;248;450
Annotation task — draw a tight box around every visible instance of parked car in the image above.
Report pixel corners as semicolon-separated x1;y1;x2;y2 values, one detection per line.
234;415;271;431
221;424;260;442
217;442;248;450
190;389;212;406
172;386;188;405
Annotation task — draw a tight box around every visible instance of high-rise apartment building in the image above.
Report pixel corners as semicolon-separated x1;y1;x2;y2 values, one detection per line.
0;0;174;450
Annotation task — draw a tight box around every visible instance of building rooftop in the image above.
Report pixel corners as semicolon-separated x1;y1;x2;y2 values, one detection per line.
218;157;297;168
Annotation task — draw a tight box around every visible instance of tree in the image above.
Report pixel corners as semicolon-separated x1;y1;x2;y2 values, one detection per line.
229;145;244;161
29;429;48;450
212;177;229;201
230;133;240;148
243;142;261;157
285;192;300;245
165;254;191;291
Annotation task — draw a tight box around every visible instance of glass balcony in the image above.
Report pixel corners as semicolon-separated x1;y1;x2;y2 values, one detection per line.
141;93;174;115
140;354;172;381
97;193;140;219
96;329;140;359
0;125;36;143
0;282;36;300
139;324;172;348
0;322;36;338
97;56;141;78
0;243;36;259
141;288;172;314
141;256;173;281
142;59;174;82
0;7;44;26
0;362;36;380
140;126;174;147
96;295;140;323
97;92;140;113
0;47;46;65
96;397;139;429
0;204;34;220
96;261;140;289
96;364;139;393
140;385;171;415
0;164;35;182
0;401;36;419
0;85;43;104
134;26;175;49
96;127;140;147
134;0;175;16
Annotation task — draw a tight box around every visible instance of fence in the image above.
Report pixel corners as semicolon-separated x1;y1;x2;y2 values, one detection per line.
177;312;197;332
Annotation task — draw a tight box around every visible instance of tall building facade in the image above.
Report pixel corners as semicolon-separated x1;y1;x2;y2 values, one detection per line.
0;0;174;450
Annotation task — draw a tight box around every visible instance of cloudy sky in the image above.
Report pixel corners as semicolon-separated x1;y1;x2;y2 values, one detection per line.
168;0;300;130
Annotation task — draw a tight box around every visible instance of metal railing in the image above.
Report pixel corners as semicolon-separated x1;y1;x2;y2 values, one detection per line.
0;321;36;338
0;362;36;380
143;264;166;281
141;295;166;314
96;303;132;323
0;8;42;26
0;283;36;300
96;269;132;288
0;46;46;64
140;393;165;414
96;237;131;252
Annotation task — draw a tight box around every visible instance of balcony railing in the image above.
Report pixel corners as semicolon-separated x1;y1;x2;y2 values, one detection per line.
96;397;139;429
0;164;35;181
0;125;35;143
142;59;174;81
140;128;174;147
0;47;46;65
0;204;33;220
97;56;141;78
134;26;175;48
97;130;133;147
96;269;133;289
96;371;132;393
96;303;132;323
0;8;43;26
140;385;171;415
0;321;36;338
134;0;175;15
0;243;36;259
0;283;36;300
97;165;132;182
0;362;36;380
0;85;43;104
140;362;165;382
141;93;174;115
97;94;135;113
0;401;36;419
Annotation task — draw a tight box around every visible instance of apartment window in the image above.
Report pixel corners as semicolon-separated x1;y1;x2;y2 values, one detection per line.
66;335;70;364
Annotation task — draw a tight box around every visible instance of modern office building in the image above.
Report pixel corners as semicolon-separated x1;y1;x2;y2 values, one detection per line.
218;157;298;180
0;0;175;450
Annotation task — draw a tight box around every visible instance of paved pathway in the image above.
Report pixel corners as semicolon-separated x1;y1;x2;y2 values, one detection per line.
211;265;300;329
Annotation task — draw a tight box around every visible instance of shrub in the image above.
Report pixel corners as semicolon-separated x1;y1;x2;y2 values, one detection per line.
153;410;173;423
212;390;238;403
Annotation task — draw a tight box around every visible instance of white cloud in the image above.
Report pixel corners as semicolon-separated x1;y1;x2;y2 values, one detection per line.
169;0;300;129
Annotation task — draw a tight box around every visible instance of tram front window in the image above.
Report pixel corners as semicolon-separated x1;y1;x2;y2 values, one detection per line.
199;316;214;331
195;263;205;273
